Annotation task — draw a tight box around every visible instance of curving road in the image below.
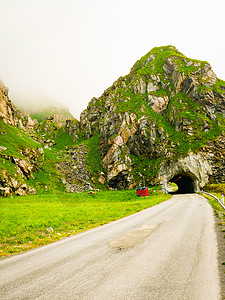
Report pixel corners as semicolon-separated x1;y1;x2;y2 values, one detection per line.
0;194;221;299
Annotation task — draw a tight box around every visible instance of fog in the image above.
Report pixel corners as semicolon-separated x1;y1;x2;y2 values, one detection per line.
0;0;224;119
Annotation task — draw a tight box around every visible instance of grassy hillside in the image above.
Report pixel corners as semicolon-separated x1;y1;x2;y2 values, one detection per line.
0;115;107;196
0;119;38;159
30;106;73;123
0;119;67;194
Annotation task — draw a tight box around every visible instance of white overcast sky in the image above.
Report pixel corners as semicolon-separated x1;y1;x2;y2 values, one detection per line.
0;0;224;119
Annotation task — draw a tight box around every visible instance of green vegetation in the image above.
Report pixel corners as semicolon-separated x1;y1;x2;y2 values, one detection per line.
130;154;164;186
0;157;17;178
0;119;66;193
131;45;208;80
213;78;225;95
28;149;66;194
115;89;148;117
52;127;74;151
31;112;52;123
206;194;225;219
0;189;171;257
165;93;223;154
204;183;225;198
168;182;178;192
83;134;106;185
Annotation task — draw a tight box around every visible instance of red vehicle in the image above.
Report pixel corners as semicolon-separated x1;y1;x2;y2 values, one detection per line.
136;187;149;197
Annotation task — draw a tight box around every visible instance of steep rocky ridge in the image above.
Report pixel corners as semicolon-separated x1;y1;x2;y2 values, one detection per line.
0;79;16;126
77;46;225;191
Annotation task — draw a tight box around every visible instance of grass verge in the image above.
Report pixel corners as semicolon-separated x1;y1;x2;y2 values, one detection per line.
202;193;225;269
0;189;171;258
204;194;225;223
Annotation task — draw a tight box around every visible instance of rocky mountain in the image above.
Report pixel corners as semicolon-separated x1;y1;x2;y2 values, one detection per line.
76;46;225;192
0;45;225;196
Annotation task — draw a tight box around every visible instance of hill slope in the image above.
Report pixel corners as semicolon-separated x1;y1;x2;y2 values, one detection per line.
0;83;95;196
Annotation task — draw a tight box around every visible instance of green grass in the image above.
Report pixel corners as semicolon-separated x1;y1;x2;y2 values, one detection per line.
52;127;75;151
204;183;225;196
31;112;53;123
0;189;171;257
35;121;75;151
213;78;225;95
206;194;225;219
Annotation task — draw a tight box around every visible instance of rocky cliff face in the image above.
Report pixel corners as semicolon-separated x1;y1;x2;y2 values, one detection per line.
0;147;43;197
0;79;15;125
0;79;38;130
77;46;225;191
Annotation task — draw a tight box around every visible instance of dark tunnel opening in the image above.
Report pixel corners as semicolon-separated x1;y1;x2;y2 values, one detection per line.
168;174;196;194
108;171;129;190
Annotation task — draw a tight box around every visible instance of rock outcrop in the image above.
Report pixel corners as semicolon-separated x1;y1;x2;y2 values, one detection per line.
65;119;80;142
56;144;93;192
0;169;36;197
0;79;38;131
0;79;15;125
0;147;44;196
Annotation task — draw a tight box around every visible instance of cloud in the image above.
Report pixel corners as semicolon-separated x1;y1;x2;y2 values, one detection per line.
0;0;224;119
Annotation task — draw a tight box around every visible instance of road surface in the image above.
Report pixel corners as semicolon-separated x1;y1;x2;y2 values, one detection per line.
0;194;221;299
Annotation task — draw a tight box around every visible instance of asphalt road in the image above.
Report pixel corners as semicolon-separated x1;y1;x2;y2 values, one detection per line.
0;194;221;299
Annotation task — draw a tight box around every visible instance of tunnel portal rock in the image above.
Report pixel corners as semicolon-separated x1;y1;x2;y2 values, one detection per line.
159;153;212;193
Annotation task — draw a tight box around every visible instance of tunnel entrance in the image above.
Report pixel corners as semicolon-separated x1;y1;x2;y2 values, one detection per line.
108;171;129;190
168;174;196;194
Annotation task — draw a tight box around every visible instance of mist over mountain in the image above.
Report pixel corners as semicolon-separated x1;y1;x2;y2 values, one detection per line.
11;92;74;122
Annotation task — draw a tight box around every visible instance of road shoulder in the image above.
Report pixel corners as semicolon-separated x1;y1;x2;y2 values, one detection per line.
214;213;225;299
